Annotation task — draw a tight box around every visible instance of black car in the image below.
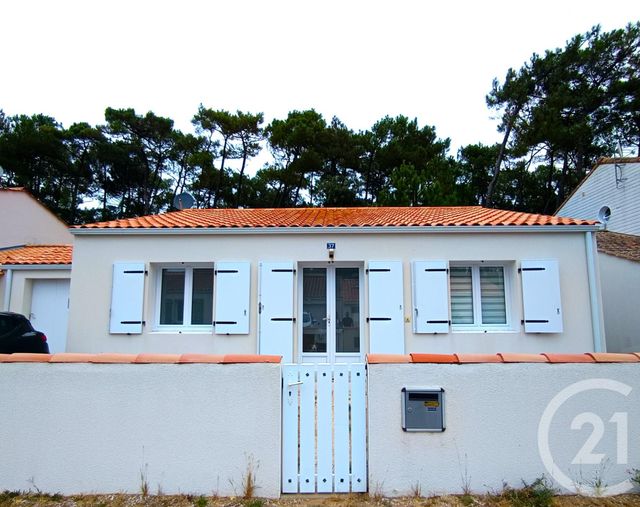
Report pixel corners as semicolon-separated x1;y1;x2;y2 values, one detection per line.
0;312;49;354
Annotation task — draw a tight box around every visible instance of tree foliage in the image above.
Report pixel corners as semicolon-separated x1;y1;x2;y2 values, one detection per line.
0;23;637;222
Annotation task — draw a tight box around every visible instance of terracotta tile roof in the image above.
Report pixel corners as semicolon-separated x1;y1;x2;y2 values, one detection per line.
597;231;640;263
74;206;596;230
0;245;72;266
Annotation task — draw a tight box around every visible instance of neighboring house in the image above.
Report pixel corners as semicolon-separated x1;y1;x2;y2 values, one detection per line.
556;157;640;235
0;187;73;246
0;187;74;352
67;206;604;361
556;157;640;352
0;246;73;353
595;232;640;353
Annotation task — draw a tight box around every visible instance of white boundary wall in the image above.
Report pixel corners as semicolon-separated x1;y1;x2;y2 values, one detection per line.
368;363;640;497
0;363;281;497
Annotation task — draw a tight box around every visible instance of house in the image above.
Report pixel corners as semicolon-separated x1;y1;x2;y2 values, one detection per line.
66;206;603;361
556;157;640;352
0;187;73;247
0;187;74;352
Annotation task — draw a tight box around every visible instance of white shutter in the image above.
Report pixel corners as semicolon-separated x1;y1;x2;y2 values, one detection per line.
367;260;404;354
110;262;145;334
412;260;450;333
521;259;563;333
214;261;250;334
258;261;295;362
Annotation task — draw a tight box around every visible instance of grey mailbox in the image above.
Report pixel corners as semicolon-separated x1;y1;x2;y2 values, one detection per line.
401;387;445;432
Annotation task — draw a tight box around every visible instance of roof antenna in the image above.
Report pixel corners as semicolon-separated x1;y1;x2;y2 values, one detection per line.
615;140;627;189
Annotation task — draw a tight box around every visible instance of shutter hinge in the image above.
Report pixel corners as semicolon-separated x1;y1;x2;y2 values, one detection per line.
519;267;545;273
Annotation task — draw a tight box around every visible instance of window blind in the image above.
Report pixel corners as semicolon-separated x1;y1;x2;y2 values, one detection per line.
480;266;506;324
450;267;473;324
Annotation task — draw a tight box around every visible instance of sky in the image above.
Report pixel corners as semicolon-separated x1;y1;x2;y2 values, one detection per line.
1;0;638;168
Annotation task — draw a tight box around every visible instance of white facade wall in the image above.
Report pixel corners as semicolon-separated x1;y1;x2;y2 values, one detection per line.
600;253;640;353
0;189;73;247
368;362;640;496
68;230;601;356
0;362;281;497
557;162;640;235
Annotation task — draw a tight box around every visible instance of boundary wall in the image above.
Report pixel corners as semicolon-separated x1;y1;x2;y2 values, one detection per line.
368;353;640;496
1;352;639;497
0;354;281;497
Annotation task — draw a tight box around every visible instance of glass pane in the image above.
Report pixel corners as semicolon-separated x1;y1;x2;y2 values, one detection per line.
450;267;474;324
336;267;360;353
191;268;214;325
480;266;506;324
160;269;185;325
302;268;327;353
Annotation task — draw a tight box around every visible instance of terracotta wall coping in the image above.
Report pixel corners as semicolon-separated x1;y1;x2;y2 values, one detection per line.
365;353;640;364
3;352;638;365
0;353;282;364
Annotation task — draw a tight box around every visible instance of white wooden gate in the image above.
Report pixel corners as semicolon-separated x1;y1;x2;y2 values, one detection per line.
282;364;367;494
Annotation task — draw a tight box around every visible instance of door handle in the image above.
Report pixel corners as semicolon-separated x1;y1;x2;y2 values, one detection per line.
288;381;303;387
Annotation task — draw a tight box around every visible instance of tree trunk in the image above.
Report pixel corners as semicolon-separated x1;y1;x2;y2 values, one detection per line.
213;138;228;208
485;119;513;208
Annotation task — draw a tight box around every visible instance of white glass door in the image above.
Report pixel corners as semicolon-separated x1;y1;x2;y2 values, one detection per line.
299;265;363;363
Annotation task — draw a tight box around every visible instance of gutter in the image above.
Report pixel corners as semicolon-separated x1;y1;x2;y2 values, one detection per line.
585;231;605;352
3;268;12;311
0;264;71;271
71;224;602;236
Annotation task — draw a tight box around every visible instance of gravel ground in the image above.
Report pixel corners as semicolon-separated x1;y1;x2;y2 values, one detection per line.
2;493;640;507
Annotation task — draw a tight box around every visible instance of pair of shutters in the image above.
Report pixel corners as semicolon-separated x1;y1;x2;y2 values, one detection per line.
411;259;563;334
109;261;250;334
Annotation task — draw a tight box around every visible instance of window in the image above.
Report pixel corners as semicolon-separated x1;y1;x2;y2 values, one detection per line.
158;266;213;327
450;264;509;328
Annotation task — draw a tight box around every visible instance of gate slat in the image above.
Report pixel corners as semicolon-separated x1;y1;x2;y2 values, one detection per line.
333;364;350;492
299;365;316;493
282;366;299;493
317;364;333;493
350;364;367;492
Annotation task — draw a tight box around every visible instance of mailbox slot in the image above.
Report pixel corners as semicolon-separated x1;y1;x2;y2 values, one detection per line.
401;387;445;432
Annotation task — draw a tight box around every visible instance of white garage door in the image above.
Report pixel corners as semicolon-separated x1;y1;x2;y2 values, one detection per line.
31;279;70;353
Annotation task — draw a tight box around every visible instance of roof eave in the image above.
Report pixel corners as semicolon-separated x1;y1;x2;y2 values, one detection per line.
71;224;601;236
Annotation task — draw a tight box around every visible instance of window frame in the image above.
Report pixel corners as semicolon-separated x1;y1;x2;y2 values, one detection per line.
153;263;214;332
449;262;513;332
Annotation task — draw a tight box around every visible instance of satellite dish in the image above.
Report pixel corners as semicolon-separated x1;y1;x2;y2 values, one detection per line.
173;192;195;210
598;205;611;224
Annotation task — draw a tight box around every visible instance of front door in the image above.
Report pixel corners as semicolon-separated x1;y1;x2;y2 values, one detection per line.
299;265;363;363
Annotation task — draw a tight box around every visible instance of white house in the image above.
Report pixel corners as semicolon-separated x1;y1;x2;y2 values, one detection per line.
556;157;640;352
0;187;73;247
0;187;73;352
556;157;640;234
66;206;604;361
